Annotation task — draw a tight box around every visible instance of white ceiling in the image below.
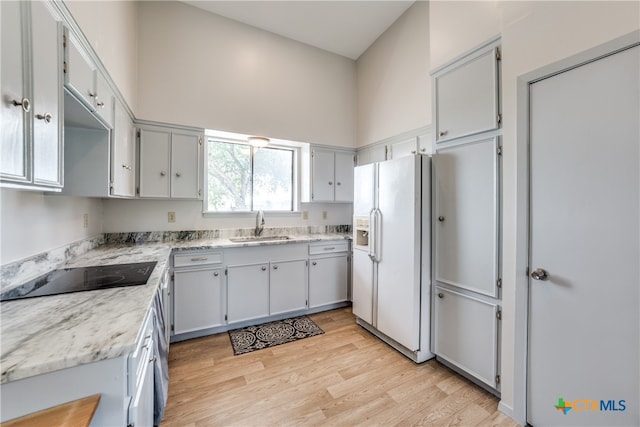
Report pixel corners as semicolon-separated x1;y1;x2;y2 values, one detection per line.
181;1;416;60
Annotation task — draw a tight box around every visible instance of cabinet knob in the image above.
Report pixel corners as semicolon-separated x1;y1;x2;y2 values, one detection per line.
273;265;278;270
312;261;317;266
213;271;219;277
11;98;30;112
97;101;105;108
149;356;157;363
89;91;96;98
36;112;53;123
438;216;445;222
328;181;333;185
438;292;444;298
411;150;416;154
176;172;182;177
439;130;448;137
336;182;341;186
160;171;166;177
421;148;426;152
261;266;267;271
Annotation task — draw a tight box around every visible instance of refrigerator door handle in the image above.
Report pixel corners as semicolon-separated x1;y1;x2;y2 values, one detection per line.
368;208;376;261
374;208;382;263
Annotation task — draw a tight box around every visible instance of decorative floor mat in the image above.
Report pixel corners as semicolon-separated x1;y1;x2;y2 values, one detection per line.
228;316;324;355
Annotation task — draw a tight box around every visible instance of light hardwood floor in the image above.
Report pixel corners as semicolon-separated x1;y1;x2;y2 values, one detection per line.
162;308;519;426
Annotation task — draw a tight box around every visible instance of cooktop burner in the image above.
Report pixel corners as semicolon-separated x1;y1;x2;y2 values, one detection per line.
0;261;157;302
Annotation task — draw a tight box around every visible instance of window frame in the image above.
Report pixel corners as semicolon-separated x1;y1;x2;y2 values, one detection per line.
203;130;303;216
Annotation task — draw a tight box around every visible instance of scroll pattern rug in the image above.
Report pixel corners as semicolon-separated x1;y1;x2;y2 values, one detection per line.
228;316;324;355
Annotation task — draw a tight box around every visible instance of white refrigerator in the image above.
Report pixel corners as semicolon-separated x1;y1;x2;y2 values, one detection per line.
352;154;433;363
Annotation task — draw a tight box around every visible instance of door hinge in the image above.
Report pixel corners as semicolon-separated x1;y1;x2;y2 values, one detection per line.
311;150;315;157
136;186;139;195
495;374;501;384
170;273;174;281
199;137;202;145
225;314;228;321
495;47;501;61
306;300;308;307
198;189;202;197
136;129;141;138
496;278;502;288
353;155;357;166
526;266;530;277
497;113;502;126
496;308;502;320
384;145;389;160
170;324;174;333
225;268;228;276
497;145;503;156
63;61;67;74
63;34;67;48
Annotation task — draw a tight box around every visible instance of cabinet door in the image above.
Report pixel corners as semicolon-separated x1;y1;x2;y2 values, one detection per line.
434;137;500;297
128;340;155;427
309;255;348;308
417;132;432;155
389;137;417;160
351;249;373;324
171;132;201;199
111;102;135;197
357;144;386;166
94;72;114;127
139;129;171;198
311;149;335;201
227;263;269;323
435;45;499;143
433;287;498;389
31;1;62;187
65;31;96;110
334;151;354;202
270;259;307;315
1;0;28;181
173;268;224;334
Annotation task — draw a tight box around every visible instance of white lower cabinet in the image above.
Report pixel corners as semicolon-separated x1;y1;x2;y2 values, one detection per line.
173;267;224;334
128;308;155;427
433;286;499;389
309;255;348;308
227;263;270;323
269;259;307;315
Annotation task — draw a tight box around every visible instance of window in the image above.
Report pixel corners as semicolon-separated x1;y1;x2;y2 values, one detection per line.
206;139;295;212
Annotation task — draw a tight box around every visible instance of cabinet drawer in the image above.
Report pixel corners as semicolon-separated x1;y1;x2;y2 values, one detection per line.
173;251;223;268
309;241;349;255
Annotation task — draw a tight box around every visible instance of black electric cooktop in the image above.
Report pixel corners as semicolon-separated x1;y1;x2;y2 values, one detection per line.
0;261;157;302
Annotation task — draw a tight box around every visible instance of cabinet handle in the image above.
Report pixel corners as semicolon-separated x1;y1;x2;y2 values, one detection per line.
439;130;448;137
273;265;278;270
89;91;96;98
261;266;267;271
35;112;53;123
438;292;444;298
11;98;30;112
324;247;335;251
213;271;219;277
97;101;105;108
149;356;157;363
312;261;317;266
328;181;333;185
122;164;131;171
176;172;182;177
160;171;166;177
190;257;208;261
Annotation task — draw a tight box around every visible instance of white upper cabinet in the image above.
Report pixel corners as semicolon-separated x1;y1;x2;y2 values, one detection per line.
64;30;97;110
1;1;63;190
356;144;387;166
308;147;354;202
111;100;136;197
433;39;501;143
138;124;203;199
388;137;418;160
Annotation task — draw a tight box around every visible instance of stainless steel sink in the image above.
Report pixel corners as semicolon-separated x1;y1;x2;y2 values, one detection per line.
229;235;292;243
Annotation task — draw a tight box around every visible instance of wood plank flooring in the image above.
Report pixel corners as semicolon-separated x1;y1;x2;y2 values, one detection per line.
161;308;519;426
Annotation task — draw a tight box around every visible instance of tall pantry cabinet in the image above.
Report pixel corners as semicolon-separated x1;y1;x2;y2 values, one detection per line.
431;36;503;392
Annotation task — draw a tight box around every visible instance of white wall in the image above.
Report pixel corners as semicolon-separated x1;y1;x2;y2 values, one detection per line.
356;1;430;147
64;0;139;113
0;190;103;265
136;1;356;148
102;199;352;233
430;1;640;422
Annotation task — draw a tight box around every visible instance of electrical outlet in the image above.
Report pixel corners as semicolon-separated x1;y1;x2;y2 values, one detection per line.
322;211;328;220
302;210;309;220
83;213;89;229
168;212;176;223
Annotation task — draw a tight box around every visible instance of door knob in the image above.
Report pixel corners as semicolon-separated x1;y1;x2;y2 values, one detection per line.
531;268;549;281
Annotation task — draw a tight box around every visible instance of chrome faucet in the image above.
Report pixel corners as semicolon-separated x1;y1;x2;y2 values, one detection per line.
255;210;265;236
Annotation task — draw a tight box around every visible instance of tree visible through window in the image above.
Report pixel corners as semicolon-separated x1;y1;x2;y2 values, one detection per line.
207;140;294;212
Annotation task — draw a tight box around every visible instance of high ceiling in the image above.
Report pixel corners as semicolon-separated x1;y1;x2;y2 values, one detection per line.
181;1;416;60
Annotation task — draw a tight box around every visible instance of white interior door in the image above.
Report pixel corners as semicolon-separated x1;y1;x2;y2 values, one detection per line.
528;45;639;426
376;156;421;350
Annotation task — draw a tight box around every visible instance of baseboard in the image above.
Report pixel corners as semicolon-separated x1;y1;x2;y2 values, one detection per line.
498;401;514;418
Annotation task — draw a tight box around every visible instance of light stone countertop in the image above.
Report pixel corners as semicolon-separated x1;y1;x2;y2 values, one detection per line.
0;232;351;384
